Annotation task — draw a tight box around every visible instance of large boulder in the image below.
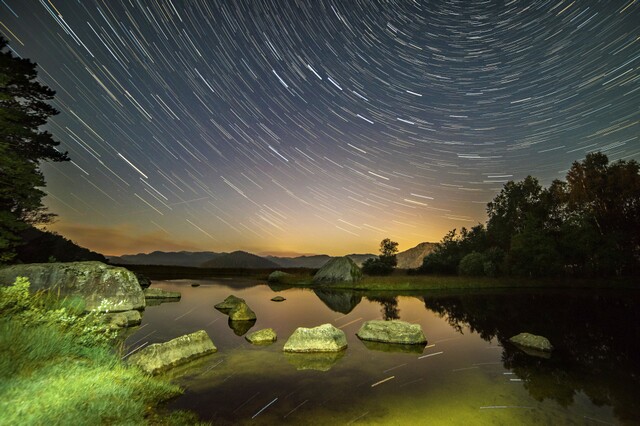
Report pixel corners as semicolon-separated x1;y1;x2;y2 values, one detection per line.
313;256;362;284
0;261;144;312
214;295;245;313
356;320;427;345
283;324;347;352
127;330;217;375
267;270;291;283
229;302;256;321
509;332;553;353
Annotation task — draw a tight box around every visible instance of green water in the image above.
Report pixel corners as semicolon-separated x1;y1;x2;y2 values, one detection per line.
125;280;639;425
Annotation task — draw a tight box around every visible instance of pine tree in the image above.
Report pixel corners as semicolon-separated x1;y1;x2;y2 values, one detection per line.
0;37;68;262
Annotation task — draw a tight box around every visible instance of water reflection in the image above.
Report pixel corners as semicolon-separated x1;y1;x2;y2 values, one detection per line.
313;288;361;314
423;290;640;424
284;351;345;371
358;339;425;354
364;295;400;320
227;318;256;336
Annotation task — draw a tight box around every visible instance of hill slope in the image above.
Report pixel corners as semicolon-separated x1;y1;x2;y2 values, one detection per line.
200;251;280;269
396;242;437;269
108;251;220;266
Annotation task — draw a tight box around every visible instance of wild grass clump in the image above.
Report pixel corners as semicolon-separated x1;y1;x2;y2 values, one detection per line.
0;277;184;425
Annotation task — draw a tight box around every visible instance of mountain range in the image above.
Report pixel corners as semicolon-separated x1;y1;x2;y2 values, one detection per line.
107;242;437;269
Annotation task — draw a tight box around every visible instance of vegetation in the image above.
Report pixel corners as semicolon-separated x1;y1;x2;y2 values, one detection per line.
15;226;106;263
0;277;199;424
418;153;640;278
362;238;399;276
0;37;69;263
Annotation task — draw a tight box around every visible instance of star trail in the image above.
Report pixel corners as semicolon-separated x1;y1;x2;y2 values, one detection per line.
1;0;638;255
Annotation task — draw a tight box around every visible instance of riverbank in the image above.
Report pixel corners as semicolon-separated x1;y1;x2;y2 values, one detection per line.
0;278;205;425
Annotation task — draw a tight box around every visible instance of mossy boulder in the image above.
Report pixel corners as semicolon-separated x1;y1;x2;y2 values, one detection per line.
229;302;256;321
245;328;277;344
214;295;245;313
0;261;144;312
509;332;553;353
313;256;362;284
356;320;427;345
102;310;142;329
267;271;291;282
283;323;347;352
144;287;181;300
127;330;217;375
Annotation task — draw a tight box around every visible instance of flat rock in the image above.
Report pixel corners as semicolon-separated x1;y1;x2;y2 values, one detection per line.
283;323;347;352
144;287;181;300
271;295;286;302
245;328;277;344
214;295;245;313
128;330;217;375
229;302;256;321
356;320;427;345
509;332;553;352
0;261;144;312
102;310;142;329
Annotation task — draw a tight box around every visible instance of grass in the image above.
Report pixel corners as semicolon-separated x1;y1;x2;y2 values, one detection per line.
0;278;207;425
269;271;637;291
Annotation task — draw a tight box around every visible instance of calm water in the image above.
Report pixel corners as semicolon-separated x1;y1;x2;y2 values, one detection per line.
125;280;640;425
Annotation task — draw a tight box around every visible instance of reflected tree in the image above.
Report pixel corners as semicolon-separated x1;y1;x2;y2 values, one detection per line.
366;295;400;320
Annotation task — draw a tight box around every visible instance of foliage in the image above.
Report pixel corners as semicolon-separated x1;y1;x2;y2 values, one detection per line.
458;252;486;276
0;37;68;263
15;226;106;263
0;277;186;424
362;238;398;276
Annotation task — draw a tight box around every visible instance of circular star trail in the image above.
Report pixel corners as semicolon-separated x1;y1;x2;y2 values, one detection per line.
1;0;638;255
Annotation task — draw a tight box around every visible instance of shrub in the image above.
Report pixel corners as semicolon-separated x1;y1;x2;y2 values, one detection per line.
458;252;486;276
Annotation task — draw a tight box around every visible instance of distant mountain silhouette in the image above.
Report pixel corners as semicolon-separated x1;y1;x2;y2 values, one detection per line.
396;242;437;269
16;227;107;263
267;253;375;268
200;251;280;269
108;251;221;266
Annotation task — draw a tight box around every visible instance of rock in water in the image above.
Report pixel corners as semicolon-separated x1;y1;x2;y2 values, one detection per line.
356;320;427;345
313;256;362;284
144;287;181;300
128;330;217;375
0;261;144;312
271;295;286;302
509;332;553;352
229;302;257;321
246;328;277;344
214;295;245;313
268;270;291;282
283;323;348;352
102;310;142;329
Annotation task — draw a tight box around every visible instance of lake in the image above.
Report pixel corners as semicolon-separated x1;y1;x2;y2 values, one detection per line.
125;279;640;425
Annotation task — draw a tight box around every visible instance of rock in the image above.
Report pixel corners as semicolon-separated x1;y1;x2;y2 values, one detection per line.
190;283;200;287
133;272;151;289
283;324;348;352
0;261;145;312
509;332;553;352
313;289;361;314
228;318;256;336
229;302;256;321
214;295;245;313
127;330;217;375
356;320;427;345
144;287;181;300
245;328;277;344
313;257;362;284
267;270;291;283
271;295;286;302
102;310;142;328
284;351;345;371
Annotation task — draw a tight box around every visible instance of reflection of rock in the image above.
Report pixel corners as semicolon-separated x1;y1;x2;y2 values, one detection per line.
284;351;345;371
359;339;426;354
509;332;553;353
214;295;245;313
357;320;427;345
229;302;256;321
228;318;256;336
144;287;181;300
313;256;362;283
283;324;348;352
268;270;291;282
145;298;179;307
246;328;277;345
102;310;142;329
313;288;362;314
271;295;286;302
128;330;217;375
0;261;145;312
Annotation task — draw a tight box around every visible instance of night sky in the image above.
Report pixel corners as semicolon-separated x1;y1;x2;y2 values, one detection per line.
1;1;638;256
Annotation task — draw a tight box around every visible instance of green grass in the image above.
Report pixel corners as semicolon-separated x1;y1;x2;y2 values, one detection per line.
270;272;637;291
0;278;209;425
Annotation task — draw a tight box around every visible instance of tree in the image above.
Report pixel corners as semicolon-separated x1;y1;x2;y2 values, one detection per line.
0;37;68;262
362;238;399;276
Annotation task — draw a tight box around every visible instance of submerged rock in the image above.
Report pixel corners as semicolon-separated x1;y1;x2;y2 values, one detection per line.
128;330;217;375
102;310;142;329
271;295;286;302
144;287;181;300
0;261;144;312
284;351;345;371
246;328;277;344
313;257;362;284
509;332;553;353
267;270;291;283
356;320;427;345
229;302;256;321
283;323;347;352
214;295;245;313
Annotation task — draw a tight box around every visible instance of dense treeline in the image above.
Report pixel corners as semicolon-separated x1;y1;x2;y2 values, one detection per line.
418;153;640;278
